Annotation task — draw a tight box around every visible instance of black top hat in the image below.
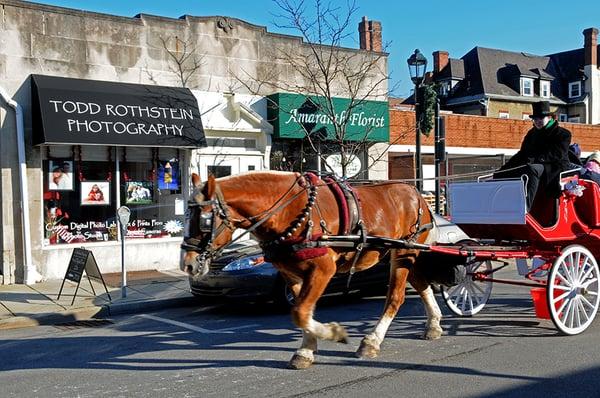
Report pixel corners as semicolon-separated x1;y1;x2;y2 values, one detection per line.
529;101;554;118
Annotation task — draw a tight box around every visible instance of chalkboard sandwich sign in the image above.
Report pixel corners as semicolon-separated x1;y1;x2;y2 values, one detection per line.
57;247;111;305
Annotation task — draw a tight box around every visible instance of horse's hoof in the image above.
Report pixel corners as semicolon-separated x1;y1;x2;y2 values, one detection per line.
356;338;380;358
288;354;313;370
329;322;349;344
423;326;443;340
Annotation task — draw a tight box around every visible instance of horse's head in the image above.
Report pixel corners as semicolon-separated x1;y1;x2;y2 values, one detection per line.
181;173;235;277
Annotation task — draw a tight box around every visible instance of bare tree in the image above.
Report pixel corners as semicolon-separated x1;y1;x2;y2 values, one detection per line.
159;35;206;88
235;0;391;178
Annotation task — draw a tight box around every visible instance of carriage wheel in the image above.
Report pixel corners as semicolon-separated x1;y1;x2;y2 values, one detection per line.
547;245;600;335
441;259;493;316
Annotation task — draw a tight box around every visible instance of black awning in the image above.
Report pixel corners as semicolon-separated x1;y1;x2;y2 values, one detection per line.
31;75;206;148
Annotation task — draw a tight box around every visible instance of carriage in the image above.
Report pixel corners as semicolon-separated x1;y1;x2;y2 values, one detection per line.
437;172;600;335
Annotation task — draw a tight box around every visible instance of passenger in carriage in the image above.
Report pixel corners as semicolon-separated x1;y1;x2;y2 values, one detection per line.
583;150;600;185
494;100;572;209
567;144;600;185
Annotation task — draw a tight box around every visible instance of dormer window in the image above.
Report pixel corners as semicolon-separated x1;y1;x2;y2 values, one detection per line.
520;78;534;96
438;81;451;97
569;81;581;98
540;81;551;98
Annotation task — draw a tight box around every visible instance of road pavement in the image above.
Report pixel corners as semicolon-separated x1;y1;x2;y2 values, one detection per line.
1;279;599;398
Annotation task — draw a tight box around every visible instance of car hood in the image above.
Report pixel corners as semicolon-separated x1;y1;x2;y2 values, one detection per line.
211;241;263;265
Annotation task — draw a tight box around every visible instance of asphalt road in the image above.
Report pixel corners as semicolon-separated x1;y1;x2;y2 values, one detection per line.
1;279;599;398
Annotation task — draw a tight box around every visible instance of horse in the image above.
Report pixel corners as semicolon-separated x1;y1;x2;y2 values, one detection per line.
181;171;444;369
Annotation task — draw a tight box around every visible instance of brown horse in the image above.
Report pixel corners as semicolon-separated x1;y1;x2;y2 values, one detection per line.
181;171;443;369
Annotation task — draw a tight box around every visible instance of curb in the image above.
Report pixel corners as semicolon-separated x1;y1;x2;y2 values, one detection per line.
0;295;198;331
106;295;198;316
0;305;104;330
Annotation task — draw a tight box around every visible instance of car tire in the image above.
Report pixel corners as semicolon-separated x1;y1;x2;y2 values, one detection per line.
272;277;296;311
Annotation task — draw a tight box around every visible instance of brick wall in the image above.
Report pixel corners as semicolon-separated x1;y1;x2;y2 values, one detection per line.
390;109;600;152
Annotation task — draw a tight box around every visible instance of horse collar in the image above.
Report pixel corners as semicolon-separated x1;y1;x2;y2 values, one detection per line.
278;172;319;241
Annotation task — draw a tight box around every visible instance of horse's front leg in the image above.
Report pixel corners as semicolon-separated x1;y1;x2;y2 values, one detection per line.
357;251;411;359
288;257;347;370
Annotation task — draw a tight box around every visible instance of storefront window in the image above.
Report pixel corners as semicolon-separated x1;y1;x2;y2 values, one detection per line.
43;146;185;246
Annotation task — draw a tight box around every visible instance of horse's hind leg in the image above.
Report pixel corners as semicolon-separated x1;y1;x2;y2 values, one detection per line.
357;251;410;359
408;268;443;340
288;257;347;370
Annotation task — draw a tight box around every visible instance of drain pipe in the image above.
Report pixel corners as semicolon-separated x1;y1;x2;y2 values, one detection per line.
0;86;38;284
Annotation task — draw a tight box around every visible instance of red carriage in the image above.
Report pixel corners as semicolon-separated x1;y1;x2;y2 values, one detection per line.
440;173;600;335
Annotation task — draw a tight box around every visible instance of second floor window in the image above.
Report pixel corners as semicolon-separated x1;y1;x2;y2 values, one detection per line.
521;78;534;96
441;82;450;97
540;81;551;98
569;81;581;98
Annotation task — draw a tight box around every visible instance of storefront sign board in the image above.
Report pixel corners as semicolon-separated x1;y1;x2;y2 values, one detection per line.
32;75;206;148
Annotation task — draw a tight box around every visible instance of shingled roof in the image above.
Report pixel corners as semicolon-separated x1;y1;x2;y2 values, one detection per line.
436;44;600;104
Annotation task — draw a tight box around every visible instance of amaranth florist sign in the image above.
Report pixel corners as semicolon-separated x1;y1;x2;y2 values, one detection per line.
32;75;206;148
267;93;389;142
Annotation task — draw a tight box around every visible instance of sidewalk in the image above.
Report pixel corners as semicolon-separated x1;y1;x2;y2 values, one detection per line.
0;269;197;330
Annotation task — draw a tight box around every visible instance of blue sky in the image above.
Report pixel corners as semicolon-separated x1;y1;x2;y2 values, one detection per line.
37;0;600;97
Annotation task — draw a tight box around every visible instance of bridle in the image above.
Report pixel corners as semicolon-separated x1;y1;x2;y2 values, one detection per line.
181;185;235;264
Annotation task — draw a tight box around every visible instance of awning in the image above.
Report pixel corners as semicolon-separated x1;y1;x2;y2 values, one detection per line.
31;75;206;148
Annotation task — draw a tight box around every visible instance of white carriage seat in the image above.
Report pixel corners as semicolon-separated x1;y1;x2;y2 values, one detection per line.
448;179;527;225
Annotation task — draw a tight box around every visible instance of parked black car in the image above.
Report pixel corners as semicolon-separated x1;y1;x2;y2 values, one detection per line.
189;239;390;307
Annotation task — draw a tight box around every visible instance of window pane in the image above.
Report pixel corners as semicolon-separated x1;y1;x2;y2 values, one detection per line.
207;165;232;178
43;158;117;245
121;150;185;239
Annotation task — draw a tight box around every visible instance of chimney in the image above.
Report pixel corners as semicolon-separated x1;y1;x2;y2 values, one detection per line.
359;16;371;50
358;16;383;52
583;27;598;66
433;51;449;74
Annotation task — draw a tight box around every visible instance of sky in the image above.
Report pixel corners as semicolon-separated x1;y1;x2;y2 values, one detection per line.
35;0;600;97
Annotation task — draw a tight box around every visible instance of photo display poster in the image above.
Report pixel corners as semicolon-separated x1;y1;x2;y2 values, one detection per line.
48;160;74;191
158;160;180;190
80;181;111;205
125;181;154;204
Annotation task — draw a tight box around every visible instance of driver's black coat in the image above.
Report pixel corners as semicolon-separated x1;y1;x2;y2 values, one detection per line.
499;121;571;196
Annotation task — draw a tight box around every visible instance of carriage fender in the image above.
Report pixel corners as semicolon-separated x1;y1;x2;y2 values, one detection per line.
431;214;470;244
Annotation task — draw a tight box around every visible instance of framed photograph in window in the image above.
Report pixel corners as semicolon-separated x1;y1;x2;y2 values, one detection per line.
48;160;74;191
158;160;180;190
125;181;154;205
81;181;111;205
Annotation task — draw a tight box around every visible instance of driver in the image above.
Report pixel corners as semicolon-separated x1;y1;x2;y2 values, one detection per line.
494;100;572;209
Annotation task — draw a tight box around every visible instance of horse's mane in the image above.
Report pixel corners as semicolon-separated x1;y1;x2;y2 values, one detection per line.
215;170;296;183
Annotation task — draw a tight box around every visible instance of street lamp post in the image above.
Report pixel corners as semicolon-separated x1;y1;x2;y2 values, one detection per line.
407;49;428;192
